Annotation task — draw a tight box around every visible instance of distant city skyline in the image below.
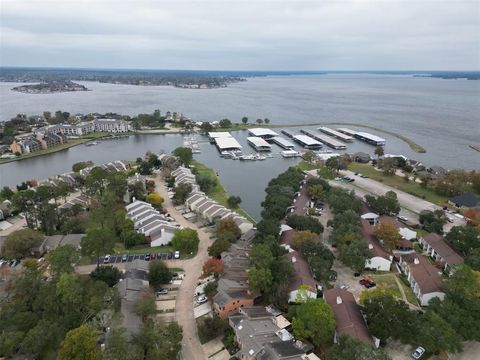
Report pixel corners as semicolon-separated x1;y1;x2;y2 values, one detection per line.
1;0;479;71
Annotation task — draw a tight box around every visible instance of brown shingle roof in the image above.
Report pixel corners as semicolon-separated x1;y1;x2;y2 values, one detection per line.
324;288;374;346
401;254;444;294
285;249;316;293
422;233;464;266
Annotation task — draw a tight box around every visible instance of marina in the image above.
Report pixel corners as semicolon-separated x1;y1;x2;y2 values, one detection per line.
246;136;272;151
247;128;279;140
318;126;354;142
281;149;301;158
281;129;296;139
292;134;323;150
300;129;347;150
337;128;358;137
271;136;295;149
208;131;243;152
207;131;232;143
183;135;201;153
354;131;387;146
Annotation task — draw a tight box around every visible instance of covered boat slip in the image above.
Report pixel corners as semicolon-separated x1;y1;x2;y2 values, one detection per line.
271;136;295;149
293;134;323;149
215;136;243;151
247;128;279;139
355;132;386;146
207;131;233;143
300;129;347;150
337;127;358;136
318;126;354;142
246;136;272;151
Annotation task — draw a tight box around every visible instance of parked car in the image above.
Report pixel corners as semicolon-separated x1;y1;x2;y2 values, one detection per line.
162;253;168;260
412;346;425;359
168;252;173;259
196;295;208;304
446;216;454;223
156;288;169;296
11;259;20;267
360;174;368;178
121;254;128;262
104;255;111;264
365;281;377;288
145;253;151;261
150;253;156;260
397;215;408;222
174;251;180;259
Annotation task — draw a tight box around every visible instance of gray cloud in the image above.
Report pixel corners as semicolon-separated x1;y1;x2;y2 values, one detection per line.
0;0;479;70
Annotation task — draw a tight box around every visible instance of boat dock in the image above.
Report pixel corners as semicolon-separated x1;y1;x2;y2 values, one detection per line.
271;136;295;149
337;128;358;137
246;137;272;151
354;132;386;146
208;132;243;152
248;128;279;140
281;129;296;139
300;129;347;150
318;126;354;142
208;131;233;143
293;134;323;150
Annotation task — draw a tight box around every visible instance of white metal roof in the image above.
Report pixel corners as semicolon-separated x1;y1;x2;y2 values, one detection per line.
215;136;242;150
293;135;321;146
272;136;295;148
208;132;232;138
337;128;358;136
356;132;386;143
248;128;279;137
246;136;271;148
318;127;354;141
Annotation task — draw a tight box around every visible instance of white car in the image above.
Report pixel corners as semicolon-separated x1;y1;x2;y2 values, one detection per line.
412;346;425;359
397;215;408;222
103;255;111;264
174;251;180;259
196;295;208;304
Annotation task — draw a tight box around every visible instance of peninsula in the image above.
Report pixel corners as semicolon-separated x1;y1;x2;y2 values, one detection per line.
11;80;88;94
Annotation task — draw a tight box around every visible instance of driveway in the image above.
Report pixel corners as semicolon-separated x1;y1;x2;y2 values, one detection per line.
152;173;215;360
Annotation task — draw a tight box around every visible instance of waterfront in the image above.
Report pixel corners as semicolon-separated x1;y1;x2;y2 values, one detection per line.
1;74;479;219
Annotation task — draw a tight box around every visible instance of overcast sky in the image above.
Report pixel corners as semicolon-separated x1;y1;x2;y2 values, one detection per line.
1;0;479;70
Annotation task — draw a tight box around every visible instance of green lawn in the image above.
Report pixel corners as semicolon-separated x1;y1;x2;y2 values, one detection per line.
398;277;419;305
296;161;320;171
191;160;256;223
348;163;449;206
367;273;402;299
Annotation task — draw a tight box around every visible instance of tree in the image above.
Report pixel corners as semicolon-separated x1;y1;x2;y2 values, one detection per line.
134;291;157;321
307;184;324;201
216;217;241;239
286;215;324;234
248;267;273;294
374;146;384;160
203;258;225;276
172;146;193;166
196;173;217;193
365;191;400;215
418;311;463;354
303;150;316;164
381;158;396;176
241;116;248;124
264;118;270;124
90;265;121;287
329;335;391;360
326;156;347;174
57;325;101;360
208;238;231;258
148;260;172;288
204;281;218;297
227;195;242;208
48;245;77;276
172;183;192;205
0;186;14;200
171;228;199;254
256;118;263;124
72;161;90;173
200;122;214;134
131;321;182;360
2;228;44;259
219;118;232;128
445;226;480;256
146;192;164;208
373;221;402;251
292;231;319;251
465;248;480;270
291;298;336;347
339;240;370;272
250;244;274;269
419;210;446;234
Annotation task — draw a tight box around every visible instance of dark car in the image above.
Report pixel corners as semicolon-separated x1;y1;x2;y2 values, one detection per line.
365;282;377;288
121;254;128;262
167;252;173;259
161;253;168;260
145;253;151;261
157;252;162;259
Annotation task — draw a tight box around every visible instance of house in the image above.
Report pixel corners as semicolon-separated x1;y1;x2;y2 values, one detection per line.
280;229;318;303
353;152;371;163
377;215;415;252
361;212;379;226
324;288;379;348
398;254;445;306
213;278;254;319
361;219;393;271
428;166;448;179
448;192;480;209
229;307;310;360
34;234;84;256
419;233;464;272
149;224;178;247
94;119;130;132
0;202;11;220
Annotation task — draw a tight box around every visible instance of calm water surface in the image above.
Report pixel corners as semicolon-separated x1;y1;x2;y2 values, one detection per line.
1;74;479;219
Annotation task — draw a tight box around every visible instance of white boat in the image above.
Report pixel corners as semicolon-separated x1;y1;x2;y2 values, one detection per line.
255;154;266;160
239;154;256;161
281;150;300;158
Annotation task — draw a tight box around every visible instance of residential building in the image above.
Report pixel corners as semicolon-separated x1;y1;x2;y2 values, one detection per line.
361;219;393;271
448;192;480;209
398;254;445;306
419;233;464;272
324;288;379;348
94;119;131;132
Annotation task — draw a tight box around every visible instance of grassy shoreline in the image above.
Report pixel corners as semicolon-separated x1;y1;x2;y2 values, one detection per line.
469;145;480;152
191;160;257;223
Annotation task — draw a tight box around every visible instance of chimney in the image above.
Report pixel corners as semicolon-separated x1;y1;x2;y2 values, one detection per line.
368;244;373;250
291;256;297;263
414;258;420;265
336;296;342;304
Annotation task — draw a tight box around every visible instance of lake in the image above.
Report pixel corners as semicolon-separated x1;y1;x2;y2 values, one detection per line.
1;74;479;219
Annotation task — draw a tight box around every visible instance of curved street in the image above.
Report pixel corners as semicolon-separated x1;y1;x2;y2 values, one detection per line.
152;173;214;360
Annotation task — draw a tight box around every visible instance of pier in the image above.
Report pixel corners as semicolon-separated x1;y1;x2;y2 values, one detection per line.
281;129;296;139
337;128;358;137
354;131;386;146
246;137;272;151
292;134;322;150
318;126;354;142
300;129;347;150
271;136;295;149
248;128;279;140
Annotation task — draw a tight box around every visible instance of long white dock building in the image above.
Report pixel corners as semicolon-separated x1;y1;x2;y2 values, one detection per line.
318;127;354;142
246;137;272;151
300;129;347;150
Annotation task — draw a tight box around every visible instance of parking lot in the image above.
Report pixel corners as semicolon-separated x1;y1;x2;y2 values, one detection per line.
91;251;177;265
